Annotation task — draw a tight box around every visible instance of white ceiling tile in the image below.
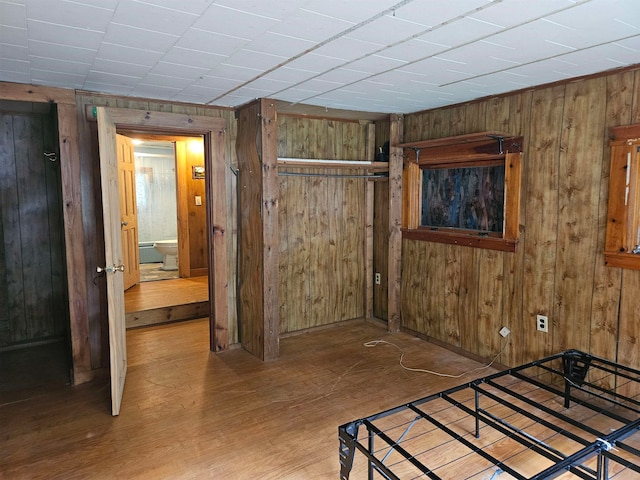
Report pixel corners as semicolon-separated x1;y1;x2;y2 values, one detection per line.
303;0;398;23
468;0;579;28
31;68;84;87
285;53;344;73
191;4;278;39
176;28;247;56
225;49;288;71
0;43;28;61
314;68;371;84
28;39;97;63
95;43;163;67
140;73;193;89
26;0;113;32
103;24;177;52
315;36;384;62
29;56;90;76
161;47;227;70
380;39;448;63
268;9;353;43
416;16;504;47
346;15;430;45
135;0;215;15
91;58;151;78
111;1;198;36
245;76;293;91
1;1;26;28
149;61;208;80
178;83;226;98
85;69;143;87
211;0;306;21
129;83;182;98
1;25;27;47
206;63;261;82
0;70;30;83
247;32;316;57
261;66;318;84
82;80;133;96
26;19;104;49
0;58;29;73
347;54;406;74
193;75;242;91
394;1;493;27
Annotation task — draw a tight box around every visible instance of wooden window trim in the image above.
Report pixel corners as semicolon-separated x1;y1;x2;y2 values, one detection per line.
604;124;640;270
400;131;523;252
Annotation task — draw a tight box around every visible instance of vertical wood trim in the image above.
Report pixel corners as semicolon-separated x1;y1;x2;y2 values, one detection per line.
207;128;229;352
365;123;375;319
175;141;191;278
504;152;522;241
57;103;92;383
402;163;420;229
388;114;403;332
260;98;279;361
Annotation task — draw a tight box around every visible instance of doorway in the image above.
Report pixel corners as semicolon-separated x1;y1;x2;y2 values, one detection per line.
0;101;71;397
94;106;229;414
123;135;210;328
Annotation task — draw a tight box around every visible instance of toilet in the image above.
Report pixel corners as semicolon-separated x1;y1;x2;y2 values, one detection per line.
153;240;178;271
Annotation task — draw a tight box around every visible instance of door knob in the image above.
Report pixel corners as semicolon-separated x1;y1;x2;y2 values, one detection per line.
121;221;128;227
97;264;126;274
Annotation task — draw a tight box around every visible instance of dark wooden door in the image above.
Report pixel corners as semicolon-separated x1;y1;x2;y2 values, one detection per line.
0;103;69;349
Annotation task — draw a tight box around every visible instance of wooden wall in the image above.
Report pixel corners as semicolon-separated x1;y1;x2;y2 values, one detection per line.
0;102;69;347
176;141;207;276
277;115;372;333
401;67;640;371
75;92;238;369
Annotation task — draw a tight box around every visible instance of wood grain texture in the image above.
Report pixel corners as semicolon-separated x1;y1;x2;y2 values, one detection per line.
0;319;498;479
277;115;369;333
401;67;640;372
236;101;265;358
0;109;68;347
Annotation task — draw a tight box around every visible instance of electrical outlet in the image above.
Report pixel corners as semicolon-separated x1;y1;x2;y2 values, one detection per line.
499;326;510;337
375;273;381;285
536;314;548;333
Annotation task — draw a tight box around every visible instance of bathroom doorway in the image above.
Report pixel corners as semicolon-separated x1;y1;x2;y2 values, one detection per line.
126;135;208;284
132;139;179;283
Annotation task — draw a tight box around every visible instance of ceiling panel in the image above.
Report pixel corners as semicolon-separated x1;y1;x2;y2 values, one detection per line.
1;0;639;115
0;1;26;29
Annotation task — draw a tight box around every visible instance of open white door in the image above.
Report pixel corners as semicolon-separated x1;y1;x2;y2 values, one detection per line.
97;107;128;416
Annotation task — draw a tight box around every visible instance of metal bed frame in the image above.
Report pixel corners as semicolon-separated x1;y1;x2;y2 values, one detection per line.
338;350;640;479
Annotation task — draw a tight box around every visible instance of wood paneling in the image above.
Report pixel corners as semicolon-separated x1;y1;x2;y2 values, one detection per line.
400;67;640;372
0;107;68;347
277;115;370;333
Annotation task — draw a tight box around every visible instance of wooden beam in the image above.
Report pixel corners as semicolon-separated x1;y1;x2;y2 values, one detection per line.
261;98;280;361
58;102;92;384
1;81;76;105
388;114;403;332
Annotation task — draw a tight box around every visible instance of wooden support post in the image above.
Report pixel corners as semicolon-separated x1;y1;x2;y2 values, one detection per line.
364;123;375;319
388;114;403;332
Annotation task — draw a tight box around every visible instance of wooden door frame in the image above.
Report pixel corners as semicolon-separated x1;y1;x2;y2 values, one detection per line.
87;106;229;353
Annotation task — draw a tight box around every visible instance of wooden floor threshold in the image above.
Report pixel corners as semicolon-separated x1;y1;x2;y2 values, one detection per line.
125;301;209;329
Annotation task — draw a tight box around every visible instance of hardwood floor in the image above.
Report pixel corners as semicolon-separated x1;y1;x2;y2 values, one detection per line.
0;319;498;479
124;276;209;328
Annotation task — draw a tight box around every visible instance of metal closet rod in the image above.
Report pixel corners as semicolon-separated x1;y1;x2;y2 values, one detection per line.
278;171;388;179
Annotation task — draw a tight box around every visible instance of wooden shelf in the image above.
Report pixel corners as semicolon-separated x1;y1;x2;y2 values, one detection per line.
403;228;518;252
277;157;389;172
400;131;523;168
